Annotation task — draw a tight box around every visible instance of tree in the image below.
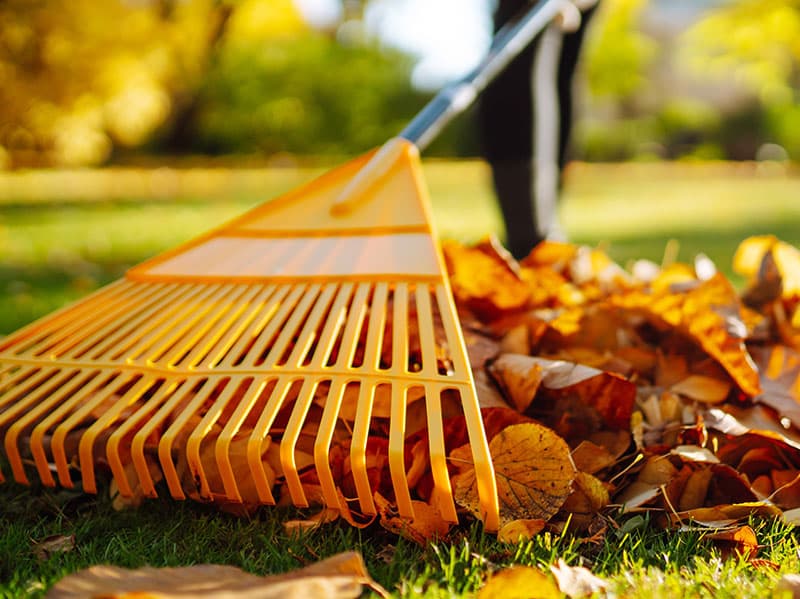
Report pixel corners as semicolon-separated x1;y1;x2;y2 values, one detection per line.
681;0;800;159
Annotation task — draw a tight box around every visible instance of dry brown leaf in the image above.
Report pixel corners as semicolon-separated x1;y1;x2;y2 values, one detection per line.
375;494;451;545
488;354;544;413
500;324;531;355
677;467;713;511
775;573;800;599
32;534;75;561
559;472;610;531
521;357;637;431
749;344;800;429
46;551;386;599
571;441;615;475
478;566;561;599
283;508;340;534
549;559;609;598
497;519;547;544
452;423;575;526
616;455;678;510
671;375;731;404
670;502;780;527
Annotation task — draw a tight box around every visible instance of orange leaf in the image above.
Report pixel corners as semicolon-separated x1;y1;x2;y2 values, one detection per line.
612;274;761;397
707;525;759;559
571;441;615;475
376;496;451;545
443;239;531;320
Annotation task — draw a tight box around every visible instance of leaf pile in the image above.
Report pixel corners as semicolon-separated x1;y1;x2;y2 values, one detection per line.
443;234;800;539
14;233;800;551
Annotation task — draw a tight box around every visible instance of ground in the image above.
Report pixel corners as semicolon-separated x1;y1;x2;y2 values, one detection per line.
1;160;800;597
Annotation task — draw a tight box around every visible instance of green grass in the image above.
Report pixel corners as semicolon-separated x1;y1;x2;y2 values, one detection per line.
2;160;799;334
2;477;798;597
2;161;800;596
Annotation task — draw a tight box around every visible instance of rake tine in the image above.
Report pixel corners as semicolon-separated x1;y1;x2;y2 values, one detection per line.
106;377;182;498
215;377;266;502
1;368;75;483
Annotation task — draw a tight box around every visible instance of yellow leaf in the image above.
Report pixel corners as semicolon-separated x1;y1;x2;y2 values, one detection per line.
453;423;576;526
497;519;547;544
478;566;561;599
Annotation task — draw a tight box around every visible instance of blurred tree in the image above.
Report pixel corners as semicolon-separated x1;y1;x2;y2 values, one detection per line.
681;0;800;159
192;34;425;156
582;0;658;113
574;0;659;160
0;0;240;167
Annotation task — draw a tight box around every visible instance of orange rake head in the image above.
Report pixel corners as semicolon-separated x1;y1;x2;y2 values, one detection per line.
0;139;500;530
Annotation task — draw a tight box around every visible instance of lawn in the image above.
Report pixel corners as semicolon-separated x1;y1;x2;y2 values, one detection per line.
2;160;800;597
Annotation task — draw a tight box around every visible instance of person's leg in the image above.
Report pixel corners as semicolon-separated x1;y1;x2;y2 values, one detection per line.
477;0;541;259
478;2;597;259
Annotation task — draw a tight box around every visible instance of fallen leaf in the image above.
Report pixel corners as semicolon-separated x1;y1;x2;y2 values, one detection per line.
735;235;800;298
677;467;713;511
32;534;75;561
707;525;759;559
488;354;544;413
376;496;451;545
443;239;531;320
559;472;610;532
550;559;609;598
669;502;781;527
749;344;800;429
670;445;719;464
612;274;762;397
571;440;616;475
46;551;387;599
452;423;576;526
478;566;561;599
775;573;800;599
497;519;547;543
283;508;340;534
500;324;531;355
520;356;637;431
671;375;731;404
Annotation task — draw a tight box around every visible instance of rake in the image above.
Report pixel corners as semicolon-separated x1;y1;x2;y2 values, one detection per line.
0;0;574;532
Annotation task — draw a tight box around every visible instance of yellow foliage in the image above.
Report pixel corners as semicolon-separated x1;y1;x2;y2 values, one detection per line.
228;0;308;40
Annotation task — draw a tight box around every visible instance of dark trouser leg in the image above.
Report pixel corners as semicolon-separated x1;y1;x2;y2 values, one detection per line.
478;2;596;259
490;159;542;260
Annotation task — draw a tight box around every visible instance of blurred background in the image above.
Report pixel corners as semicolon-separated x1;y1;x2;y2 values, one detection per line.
1;0;800;332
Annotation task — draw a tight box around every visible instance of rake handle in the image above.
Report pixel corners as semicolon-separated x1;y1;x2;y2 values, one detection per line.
400;0;570;151
331;0;573;216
